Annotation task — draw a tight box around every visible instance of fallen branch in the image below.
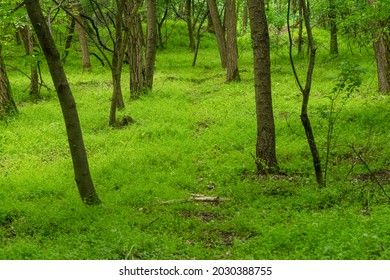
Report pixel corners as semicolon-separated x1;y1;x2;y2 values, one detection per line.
159;193;230;205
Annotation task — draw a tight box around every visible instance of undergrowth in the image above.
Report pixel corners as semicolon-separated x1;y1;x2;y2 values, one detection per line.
1;24;390;260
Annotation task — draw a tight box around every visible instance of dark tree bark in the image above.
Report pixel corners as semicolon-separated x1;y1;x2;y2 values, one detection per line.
0;45;17;118
248;0;278;174
225;0;240;82
19;25;40;99
242;2;248;34
329;1;338;55
287;0;324;186
145;0;158;89
25;0;101;204
206;0;227;68
368;0;390;93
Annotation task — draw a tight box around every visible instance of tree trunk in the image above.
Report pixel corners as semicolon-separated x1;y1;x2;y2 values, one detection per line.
287;0;324;186
0;45;17;118
19;25;40;99
206;0;227;68
329;1;338;55
185;0;195;50
145;0;158;90
62;17;75;63
367;0;390;93
225;0;240;82
242;2;248;35
25;0;101;205
73;1;91;71
127;0;146;98
297;0;303;57
109;0;127;126
248;0;278;174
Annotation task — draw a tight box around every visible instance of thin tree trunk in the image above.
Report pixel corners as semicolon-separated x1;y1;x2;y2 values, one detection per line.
20;25;40;99
248;0;278;174
185;0;195;50
242;2;248;34
287;0;324;186
145;0;158;89
25;0;101;204
297;0;303;57
329;1;338;55
0;45;17;118
62;17;75;63
206;0;227;68
225;0;240;82
192;11;208;67
73;1;91;71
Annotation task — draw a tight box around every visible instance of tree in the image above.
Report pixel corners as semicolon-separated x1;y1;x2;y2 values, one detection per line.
72;0;91;71
367;0;390;93
225;0;240;82
287;0;324;186
145;0;158;89
0;45;17;118
25;0;101;205
329;0;338;55
206;0;227;68
248;0;278;174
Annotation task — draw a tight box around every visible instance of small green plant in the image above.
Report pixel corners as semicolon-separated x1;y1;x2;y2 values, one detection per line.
324;60;366;185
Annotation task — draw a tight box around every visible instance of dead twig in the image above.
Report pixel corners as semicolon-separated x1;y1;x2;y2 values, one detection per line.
159;193;230;205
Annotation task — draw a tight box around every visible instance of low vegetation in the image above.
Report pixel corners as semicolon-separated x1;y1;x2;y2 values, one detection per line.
1;24;390;259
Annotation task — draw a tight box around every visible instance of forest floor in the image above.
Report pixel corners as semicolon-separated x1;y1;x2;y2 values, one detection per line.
1;29;390;259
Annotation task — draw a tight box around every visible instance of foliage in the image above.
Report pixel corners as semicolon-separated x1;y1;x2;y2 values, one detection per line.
1;21;390;259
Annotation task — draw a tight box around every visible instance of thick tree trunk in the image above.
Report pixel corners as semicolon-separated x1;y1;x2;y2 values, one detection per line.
225;0;240;82
25;0;101;205
19;26;40;99
145;0;158;90
0;45;17;118
206;0;227;68
248;0;278;174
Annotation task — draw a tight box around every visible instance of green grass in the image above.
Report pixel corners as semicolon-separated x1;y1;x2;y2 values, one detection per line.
1;25;390;260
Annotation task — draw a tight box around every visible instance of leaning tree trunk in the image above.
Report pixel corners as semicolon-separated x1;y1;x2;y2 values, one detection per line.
206;0;227;68
145;0;158;90
25;0;101;205
19;25;40;99
0;45;17;118
225;0;240;82
248;0;278;174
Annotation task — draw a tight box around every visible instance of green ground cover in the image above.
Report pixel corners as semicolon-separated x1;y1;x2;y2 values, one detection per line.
1;25;390;259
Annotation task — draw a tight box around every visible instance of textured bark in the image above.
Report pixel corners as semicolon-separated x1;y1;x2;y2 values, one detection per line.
242;2;248;34
126;0;146;98
225;0;240;82
206;0;227;68
145;0;158;89
0;45;17;118
19;26;40;99
248;0;278;174
25;0;101;204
